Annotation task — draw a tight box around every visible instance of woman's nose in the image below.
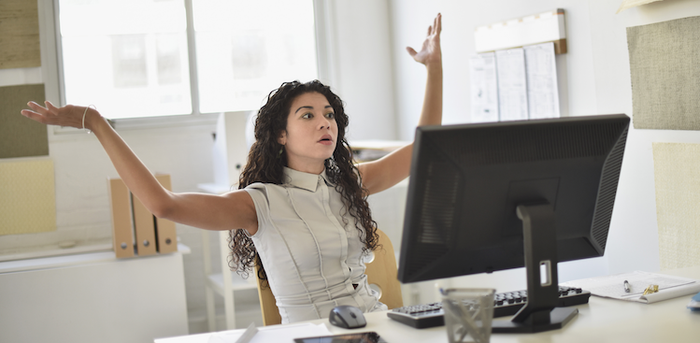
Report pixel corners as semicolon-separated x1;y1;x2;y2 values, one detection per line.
319;118;331;129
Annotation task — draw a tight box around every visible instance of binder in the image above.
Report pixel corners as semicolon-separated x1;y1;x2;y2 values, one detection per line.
132;192;158;256
108;178;135;258
155;174;178;254
108;174;178;257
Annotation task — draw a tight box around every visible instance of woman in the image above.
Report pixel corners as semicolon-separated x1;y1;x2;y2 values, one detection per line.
22;13;442;324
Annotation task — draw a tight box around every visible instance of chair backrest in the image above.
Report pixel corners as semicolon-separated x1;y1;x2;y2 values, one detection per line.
255;264;282;326
364;228;404;309
254;228;403;326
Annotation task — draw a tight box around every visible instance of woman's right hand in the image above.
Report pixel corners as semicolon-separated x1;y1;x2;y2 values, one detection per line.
406;13;442;68
21;101;100;131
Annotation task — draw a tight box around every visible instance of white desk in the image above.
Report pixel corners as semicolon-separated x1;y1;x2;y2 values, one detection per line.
156;266;700;343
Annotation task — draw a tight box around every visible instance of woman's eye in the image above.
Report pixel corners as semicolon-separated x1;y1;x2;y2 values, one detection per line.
302;113;312;119
326;112;335;119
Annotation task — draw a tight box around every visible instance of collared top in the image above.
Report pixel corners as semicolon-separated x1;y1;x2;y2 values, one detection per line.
245;167;386;324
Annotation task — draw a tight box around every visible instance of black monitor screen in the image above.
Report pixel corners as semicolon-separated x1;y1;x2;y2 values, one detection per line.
398;114;630;284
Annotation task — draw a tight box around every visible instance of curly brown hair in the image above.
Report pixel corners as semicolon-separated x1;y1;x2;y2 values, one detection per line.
228;80;379;280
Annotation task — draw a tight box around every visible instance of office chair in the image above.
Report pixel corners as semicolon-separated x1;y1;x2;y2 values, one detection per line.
255;228;404;325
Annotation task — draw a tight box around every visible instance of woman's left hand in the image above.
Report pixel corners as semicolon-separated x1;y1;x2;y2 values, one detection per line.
406;13;442;67
21;101;98;130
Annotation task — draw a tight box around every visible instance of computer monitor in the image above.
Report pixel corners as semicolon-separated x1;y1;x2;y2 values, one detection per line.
397;114;630;333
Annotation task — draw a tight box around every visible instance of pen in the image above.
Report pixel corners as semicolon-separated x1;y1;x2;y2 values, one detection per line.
623;280;631;293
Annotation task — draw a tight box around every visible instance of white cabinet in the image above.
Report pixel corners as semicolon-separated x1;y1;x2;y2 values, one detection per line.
0;246;190;343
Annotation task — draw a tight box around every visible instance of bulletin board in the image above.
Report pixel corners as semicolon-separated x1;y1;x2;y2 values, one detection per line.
652;142;700;270
0;0;41;69
0;84;48;159
627;16;700;130
0;158;56;235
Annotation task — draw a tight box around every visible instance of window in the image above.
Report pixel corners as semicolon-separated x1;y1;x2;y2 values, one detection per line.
58;0;318;120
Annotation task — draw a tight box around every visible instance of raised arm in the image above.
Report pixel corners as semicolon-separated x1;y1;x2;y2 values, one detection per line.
359;13;443;195
21;102;258;234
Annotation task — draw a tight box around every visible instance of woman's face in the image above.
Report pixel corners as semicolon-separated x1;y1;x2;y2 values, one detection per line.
278;91;338;174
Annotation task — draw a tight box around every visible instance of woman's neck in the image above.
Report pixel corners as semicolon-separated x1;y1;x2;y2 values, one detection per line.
286;160;325;175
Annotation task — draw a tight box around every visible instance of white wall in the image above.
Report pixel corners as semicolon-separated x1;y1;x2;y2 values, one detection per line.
319;0;398;141
5;0;698;326
387;0;700;301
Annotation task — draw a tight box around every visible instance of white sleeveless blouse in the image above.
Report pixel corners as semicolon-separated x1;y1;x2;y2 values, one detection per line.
244;167;386;324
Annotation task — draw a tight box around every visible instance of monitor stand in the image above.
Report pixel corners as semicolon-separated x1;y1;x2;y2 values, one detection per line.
491;203;578;333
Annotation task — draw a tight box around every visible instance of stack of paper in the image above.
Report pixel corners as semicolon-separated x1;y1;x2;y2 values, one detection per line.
206;323;332;343
561;271;700;304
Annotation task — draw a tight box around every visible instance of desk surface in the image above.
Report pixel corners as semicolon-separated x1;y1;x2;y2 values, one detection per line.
157;266;700;343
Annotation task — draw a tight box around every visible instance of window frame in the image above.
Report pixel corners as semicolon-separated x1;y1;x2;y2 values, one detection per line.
43;0;335;136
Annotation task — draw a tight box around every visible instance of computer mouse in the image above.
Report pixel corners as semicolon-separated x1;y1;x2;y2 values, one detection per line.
328;305;367;329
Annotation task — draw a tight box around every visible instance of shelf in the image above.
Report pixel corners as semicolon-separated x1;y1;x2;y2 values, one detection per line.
0;242;112;263
206;272;258;295
202;229;261;331
0;243;191;274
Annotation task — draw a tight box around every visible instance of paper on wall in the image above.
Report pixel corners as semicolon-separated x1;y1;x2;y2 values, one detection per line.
495;48;528;121
524;42;560;119
469;52;499;123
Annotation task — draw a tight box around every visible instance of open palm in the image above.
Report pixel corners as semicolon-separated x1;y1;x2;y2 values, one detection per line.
406;13;442;66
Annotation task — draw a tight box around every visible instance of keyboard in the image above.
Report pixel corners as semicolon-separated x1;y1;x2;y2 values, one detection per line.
387;286;590;329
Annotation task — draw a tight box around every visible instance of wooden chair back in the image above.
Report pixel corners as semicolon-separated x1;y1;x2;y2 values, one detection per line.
255;264;282;326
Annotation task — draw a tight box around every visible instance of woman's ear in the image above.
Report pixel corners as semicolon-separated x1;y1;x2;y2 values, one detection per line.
277;130;287;146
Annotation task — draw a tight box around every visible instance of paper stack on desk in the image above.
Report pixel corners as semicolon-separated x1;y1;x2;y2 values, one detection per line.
561;270;700;304
206;323;332;343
